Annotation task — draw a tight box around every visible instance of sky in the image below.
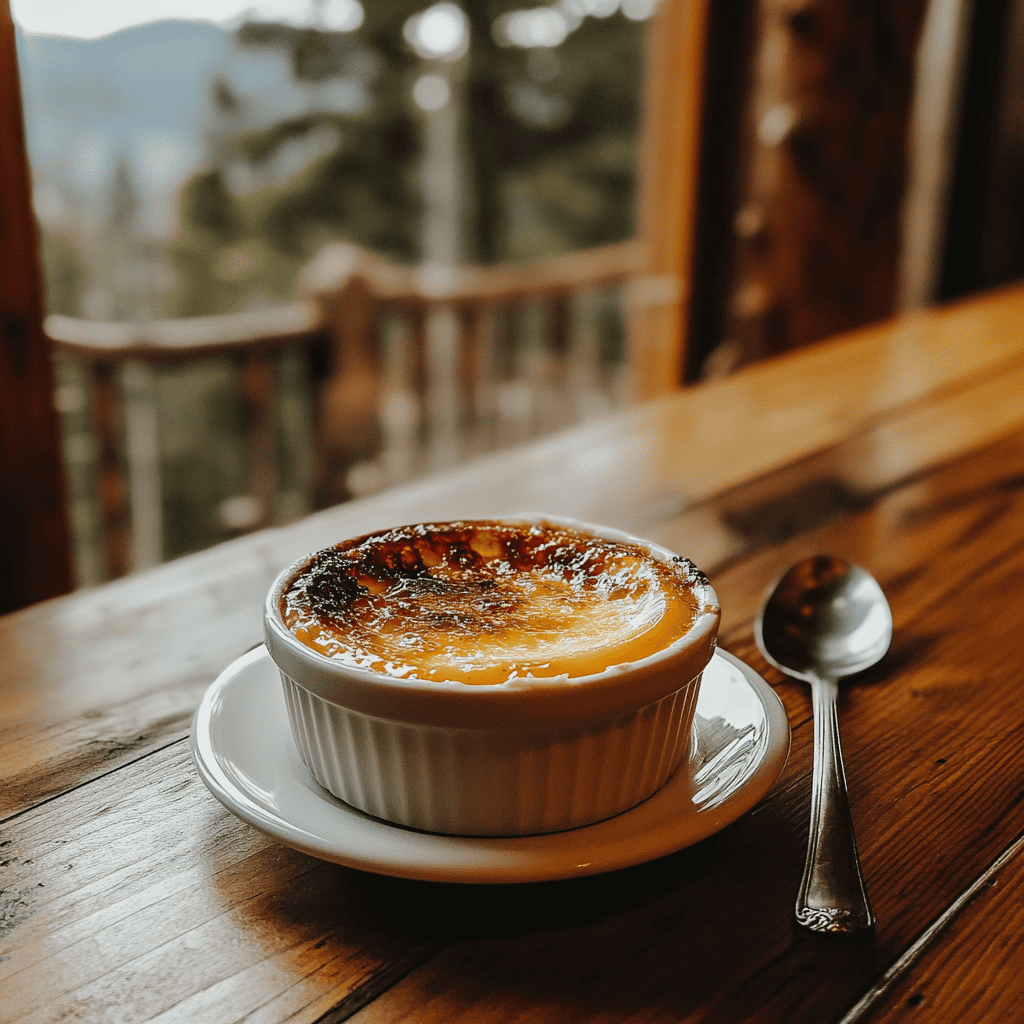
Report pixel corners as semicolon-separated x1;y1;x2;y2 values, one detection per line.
11;2;657;44
10;1;364;39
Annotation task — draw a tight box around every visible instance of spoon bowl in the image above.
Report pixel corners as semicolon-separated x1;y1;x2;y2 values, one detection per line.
757;555;893;682
755;554;892;935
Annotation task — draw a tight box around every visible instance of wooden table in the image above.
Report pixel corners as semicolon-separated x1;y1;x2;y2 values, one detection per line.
4;283;1024;1024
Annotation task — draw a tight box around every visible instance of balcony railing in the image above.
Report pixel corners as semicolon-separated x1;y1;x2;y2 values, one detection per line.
46;238;645;583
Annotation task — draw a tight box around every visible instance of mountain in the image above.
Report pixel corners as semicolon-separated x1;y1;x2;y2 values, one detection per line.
17;20;229;139
18;19;331;235
15;20;234;231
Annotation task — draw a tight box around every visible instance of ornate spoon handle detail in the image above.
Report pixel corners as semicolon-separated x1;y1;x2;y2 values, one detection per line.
796;673;874;935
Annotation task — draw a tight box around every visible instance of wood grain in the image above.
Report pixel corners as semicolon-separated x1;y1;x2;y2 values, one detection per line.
4;412;1024;1024
0;742;442;1024
856;837;1024;1022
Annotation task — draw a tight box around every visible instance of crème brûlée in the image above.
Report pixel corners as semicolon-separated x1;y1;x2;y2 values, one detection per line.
279;519;715;686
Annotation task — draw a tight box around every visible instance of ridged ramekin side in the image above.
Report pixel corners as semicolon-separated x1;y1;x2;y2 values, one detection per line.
280;670;704;836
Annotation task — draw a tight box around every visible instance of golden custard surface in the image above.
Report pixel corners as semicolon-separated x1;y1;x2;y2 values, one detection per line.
280;521;708;685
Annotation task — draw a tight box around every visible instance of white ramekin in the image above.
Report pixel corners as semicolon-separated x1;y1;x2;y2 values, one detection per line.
263;516;720;836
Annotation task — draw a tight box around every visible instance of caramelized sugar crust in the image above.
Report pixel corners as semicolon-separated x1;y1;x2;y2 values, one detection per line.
280;520;707;685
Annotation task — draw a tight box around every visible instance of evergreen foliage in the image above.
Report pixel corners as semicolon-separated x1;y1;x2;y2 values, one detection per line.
168;2;647;316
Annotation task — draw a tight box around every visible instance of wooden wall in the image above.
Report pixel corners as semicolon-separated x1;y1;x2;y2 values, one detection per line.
688;0;931;378
940;0;1024;299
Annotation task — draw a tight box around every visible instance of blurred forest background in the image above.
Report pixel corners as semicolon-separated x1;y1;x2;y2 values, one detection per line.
21;0;650;320
15;0;656;580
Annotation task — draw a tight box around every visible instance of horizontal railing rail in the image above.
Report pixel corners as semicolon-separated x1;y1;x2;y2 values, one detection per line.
46;302;322;361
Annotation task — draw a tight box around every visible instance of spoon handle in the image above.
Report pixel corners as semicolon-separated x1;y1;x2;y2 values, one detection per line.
796;674;874;935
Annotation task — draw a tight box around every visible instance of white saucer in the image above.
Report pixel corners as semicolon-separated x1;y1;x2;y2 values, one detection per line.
190;647;790;883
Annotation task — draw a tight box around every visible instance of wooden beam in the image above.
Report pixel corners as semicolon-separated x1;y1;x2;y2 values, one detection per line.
0;0;73;611
629;0;713;397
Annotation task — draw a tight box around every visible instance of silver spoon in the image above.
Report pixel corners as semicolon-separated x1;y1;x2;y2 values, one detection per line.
755;554;892;935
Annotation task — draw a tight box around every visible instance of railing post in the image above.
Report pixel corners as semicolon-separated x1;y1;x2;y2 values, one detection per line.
237;349;278;531
122;360;163;569
408;304;429;434
550;292;571;390
315;273;382;507
86;360;131;579
493;302;518;382
457;304;484;428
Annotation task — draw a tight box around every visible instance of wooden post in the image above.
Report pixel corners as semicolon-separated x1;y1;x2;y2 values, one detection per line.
493;303;518;382
628;0;713;398
315;275;382;507
0;0;73;611
238;350;278;530
457;304;484;427
407;304;429;435
549;292;571;393
86;361;131;580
